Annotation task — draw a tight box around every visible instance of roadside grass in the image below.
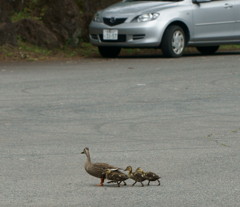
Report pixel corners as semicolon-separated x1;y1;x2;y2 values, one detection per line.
0;42;99;62
221;44;240;50
0;42;239;62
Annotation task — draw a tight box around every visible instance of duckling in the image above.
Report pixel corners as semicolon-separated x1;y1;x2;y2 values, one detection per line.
124;166;146;187
136;167;161;186
104;169;129;187
81;147;121;186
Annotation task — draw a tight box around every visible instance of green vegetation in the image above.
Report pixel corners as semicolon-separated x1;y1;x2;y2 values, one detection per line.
10;0;47;22
221;45;240;50
11;10;32;22
0;41;98;62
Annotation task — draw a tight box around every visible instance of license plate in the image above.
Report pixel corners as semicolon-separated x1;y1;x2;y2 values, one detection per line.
103;29;118;40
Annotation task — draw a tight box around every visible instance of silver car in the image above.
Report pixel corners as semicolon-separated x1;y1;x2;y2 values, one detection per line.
89;0;240;58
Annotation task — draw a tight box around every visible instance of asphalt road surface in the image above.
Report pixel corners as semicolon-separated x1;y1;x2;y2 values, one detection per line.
1;53;240;207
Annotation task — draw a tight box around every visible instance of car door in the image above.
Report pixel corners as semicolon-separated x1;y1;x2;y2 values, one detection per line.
233;0;240;37
192;0;236;41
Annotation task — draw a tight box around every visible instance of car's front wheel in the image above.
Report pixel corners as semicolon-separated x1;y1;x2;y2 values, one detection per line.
161;25;185;58
98;46;121;58
196;46;219;55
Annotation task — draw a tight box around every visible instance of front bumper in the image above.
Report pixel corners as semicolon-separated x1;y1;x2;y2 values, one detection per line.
89;20;165;47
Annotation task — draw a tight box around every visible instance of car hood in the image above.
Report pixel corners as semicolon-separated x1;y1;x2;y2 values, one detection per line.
101;1;178;17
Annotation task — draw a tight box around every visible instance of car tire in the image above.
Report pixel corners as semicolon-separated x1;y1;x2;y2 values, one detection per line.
161;25;185;58
98;46;121;58
196;46;219;55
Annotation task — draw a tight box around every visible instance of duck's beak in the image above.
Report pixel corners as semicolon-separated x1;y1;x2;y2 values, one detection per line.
81;150;85;154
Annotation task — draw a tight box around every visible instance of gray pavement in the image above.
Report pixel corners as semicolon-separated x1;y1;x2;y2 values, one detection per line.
1;53;240;206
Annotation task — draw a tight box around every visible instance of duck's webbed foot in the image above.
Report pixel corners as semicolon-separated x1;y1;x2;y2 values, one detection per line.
97;178;104;186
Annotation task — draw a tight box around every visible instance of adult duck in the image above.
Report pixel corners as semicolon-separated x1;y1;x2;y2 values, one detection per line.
81;147;120;186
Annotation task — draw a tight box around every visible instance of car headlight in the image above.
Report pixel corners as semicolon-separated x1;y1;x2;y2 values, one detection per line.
93;12;102;22
134;13;160;23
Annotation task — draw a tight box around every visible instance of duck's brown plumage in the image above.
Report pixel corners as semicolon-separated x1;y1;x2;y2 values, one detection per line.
81;147;120;186
136;167;161;186
124;166;146;187
105;169;128;187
